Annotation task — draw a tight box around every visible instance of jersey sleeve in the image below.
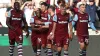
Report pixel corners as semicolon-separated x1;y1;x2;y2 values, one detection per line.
73;14;78;22
48;14;51;21
53;14;57;22
30;18;34;24
7;10;11;18
69;15;73;22
6;7;12;12
72;14;78;27
23;13;26;19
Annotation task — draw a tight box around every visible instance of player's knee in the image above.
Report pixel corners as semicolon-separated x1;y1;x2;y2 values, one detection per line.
63;45;69;51
79;42;85;49
42;44;46;48
47;44;52;48
57;47;62;52
32;46;37;53
9;40;15;45
16;40;23;44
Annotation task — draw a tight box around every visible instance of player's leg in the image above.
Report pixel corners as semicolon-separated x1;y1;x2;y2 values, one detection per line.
52;38;57;52
41;33;47;53
56;47;62;56
83;37;89;56
47;40;53;56
9;39;15;56
78;36;86;56
56;37;62;56
63;45;69;56
31;35;37;55
16;35;23;56
63;37;69;56
8;32;15;56
79;43;85;56
36;37;41;56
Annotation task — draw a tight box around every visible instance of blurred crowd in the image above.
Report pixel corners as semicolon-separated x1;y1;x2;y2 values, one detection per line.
0;0;100;27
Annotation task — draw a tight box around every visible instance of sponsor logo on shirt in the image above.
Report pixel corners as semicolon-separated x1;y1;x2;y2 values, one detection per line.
41;17;47;20
12;18;21;20
79;20;88;22
58;21;68;24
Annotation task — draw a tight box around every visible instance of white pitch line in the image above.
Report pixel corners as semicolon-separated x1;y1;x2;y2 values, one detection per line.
0;34;2;36
4;34;8;36
74;29;100;35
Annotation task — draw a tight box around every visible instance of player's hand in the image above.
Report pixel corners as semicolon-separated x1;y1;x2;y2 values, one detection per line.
47;32;54;40
66;9;71;13
50;34;54;40
49;32;54;40
47;34;51;40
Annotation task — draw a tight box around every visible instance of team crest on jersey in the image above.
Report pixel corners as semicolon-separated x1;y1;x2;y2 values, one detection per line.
20;14;22;16
59;18;60;19
66;17;68;19
86;16;88;18
13;15;15;17
80;17;82;18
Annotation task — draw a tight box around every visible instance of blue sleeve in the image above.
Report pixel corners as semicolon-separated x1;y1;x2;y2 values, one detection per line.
7;10;11;17
23;13;26;19
72;14;78;27
48;14;50;21
44;22;50;26
69;15;72;22
53;14;57;22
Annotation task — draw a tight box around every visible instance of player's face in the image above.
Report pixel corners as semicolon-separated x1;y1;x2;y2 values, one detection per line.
79;5;86;13
14;2;20;11
48;8;52;14
41;5;46;12
36;9;41;17
60;6;66;14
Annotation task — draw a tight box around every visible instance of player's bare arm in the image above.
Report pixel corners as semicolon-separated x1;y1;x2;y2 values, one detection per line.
49;22;56;40
6;17;15;30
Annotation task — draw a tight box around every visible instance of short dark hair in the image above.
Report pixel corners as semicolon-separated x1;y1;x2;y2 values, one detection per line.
48;5;55;12
40;2;48;6
57;0;65;5
60;4;66;8
14;2;20;6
